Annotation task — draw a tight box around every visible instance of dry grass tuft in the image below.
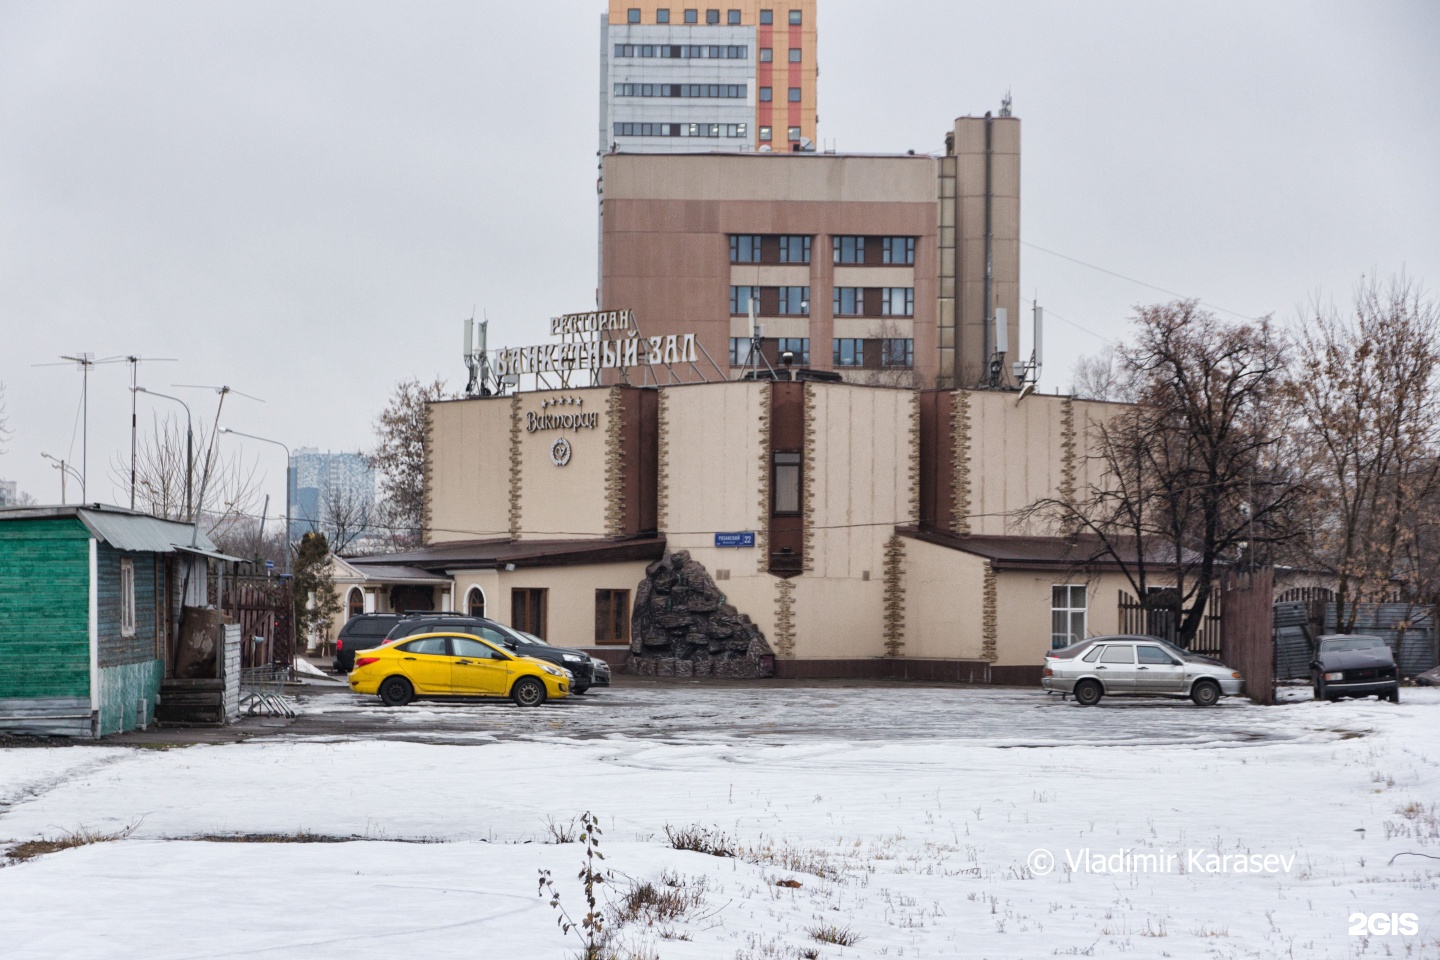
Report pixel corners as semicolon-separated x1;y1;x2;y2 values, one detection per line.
6;822;139;862
807;922;864;946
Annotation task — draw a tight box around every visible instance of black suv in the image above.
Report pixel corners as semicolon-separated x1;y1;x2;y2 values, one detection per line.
384;615;610;694
334;613;402;673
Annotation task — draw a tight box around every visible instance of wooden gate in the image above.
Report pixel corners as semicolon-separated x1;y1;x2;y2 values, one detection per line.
1117;588;1223;655
221;575;295;670
1220;567;1275;705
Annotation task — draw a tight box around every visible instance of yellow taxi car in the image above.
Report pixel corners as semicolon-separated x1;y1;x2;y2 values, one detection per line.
348;631;570;707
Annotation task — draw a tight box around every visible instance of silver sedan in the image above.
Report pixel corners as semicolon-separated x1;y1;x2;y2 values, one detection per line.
1041;635;1244;706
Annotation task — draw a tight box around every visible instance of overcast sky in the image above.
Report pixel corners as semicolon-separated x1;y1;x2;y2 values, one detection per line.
2;1;1437;514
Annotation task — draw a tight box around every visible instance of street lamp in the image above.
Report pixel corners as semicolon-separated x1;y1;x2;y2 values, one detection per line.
40;453;83;505
220;428;291;576
134;386;193;521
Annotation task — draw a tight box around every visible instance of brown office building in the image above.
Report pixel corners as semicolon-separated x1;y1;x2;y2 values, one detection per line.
598;111;1022;389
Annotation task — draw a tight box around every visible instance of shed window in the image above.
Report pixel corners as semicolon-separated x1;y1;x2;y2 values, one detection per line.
120;559;136;637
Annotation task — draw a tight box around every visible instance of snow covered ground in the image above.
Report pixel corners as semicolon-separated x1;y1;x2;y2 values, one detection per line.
1;684;1437;959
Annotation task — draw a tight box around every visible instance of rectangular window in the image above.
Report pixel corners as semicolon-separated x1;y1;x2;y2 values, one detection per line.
759;86;772;102
729;234;761;262
778;235;810;264
832;236;865;264
684;8;698;23
788;47;801;62
833;338;863;367
773;451;801;514
595;590;630;644
729;285;760;315
882;287;914;316
789;9;802;24
512;588;548;641
775;337;809;364
882;236;915;265
657;8;670;23
787;126;801;141
728;8;741;24
1050;585;1087;650
776;286;809;315
758;125;772;141
832;287;860;316
759;47;772;62
729;337;755;366
760;9;773;24
627;7;640;23
881;338;914;368
120;558;136;637
787;87;801;102
706;8;719;23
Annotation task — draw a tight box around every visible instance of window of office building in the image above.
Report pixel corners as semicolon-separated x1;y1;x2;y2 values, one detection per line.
728;8;741;24
614;83;748;98
512;588;548;640
788;87;801;102
729;285;760;315
759;47;772;62
760;9;773;25
882;236;915;264
614;43;748;58
777;286;809;315
759;86;772;102
778;235;810;264
729;234;761;263
775;337;809;363
595;590;630;644
787;126;801;141
684;8;698;22
832;287;861;316
656;8;670;22
882;287;914;316
881;338;914;368
773;451;801;514
627;8;640;23
833;236;864;264
833;338;863;367
788;47;801;62
706;8;719;23
789;9;802;24
729;337;756;366
759;125;772;141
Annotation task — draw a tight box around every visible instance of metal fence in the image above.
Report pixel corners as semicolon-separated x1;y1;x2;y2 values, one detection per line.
1273;599;1437;680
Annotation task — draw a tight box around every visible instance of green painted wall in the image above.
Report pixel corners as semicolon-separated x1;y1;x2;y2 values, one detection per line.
0;518;91;700
98;659;164;735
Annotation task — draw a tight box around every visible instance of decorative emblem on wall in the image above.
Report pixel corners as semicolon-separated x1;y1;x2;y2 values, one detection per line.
550;436;572;467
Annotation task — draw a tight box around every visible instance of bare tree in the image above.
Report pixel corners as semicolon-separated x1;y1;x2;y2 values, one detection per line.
842;321;924;388
319;481;374;555
1026;301;1303;647
1287;275;1440;628
1070;346;1133;402
114;412;263;541
372;377;450;548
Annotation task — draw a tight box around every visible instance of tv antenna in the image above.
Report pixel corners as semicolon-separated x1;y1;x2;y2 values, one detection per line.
172;384;263;539
33;353;127;502
126;356;178;509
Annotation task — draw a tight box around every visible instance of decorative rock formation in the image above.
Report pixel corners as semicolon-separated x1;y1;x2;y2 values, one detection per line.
629;551;774;679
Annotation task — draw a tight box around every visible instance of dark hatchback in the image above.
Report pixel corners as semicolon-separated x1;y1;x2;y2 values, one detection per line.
385;615;610;694
1312;634;1400;702
333;614;402;673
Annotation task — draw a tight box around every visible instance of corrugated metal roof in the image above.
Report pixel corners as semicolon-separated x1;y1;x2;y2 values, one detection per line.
75;508;220;555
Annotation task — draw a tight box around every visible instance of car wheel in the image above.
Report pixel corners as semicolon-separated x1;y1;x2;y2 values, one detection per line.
572;685;589;695
379;676;413;707
1190;679;1221;707
511;677;547;708
1073;680;1103;707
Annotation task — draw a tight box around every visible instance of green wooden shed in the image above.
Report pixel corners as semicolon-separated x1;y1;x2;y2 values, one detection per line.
0;505;236;738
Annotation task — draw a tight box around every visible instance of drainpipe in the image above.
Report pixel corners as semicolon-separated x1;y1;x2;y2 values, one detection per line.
983;110;994;376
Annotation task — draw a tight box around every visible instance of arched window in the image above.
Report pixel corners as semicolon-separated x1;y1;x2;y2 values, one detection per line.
347;587;364;620
466;585;486;619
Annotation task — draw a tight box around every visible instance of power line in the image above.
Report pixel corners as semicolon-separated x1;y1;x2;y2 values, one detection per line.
1022;241;1259;322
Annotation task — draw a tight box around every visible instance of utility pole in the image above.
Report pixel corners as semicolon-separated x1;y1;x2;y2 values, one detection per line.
126;356;177;510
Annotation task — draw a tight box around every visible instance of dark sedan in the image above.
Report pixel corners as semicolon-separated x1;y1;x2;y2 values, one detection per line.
1312;634;1400;702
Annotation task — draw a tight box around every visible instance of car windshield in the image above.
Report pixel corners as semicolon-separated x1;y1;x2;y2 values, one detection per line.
518;631;548;646
1321;637;1386;653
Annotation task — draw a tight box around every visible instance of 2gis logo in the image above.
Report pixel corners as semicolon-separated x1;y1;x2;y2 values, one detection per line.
1348;912;1420;937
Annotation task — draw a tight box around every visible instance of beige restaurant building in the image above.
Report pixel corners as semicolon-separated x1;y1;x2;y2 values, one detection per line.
344;376;1134;684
